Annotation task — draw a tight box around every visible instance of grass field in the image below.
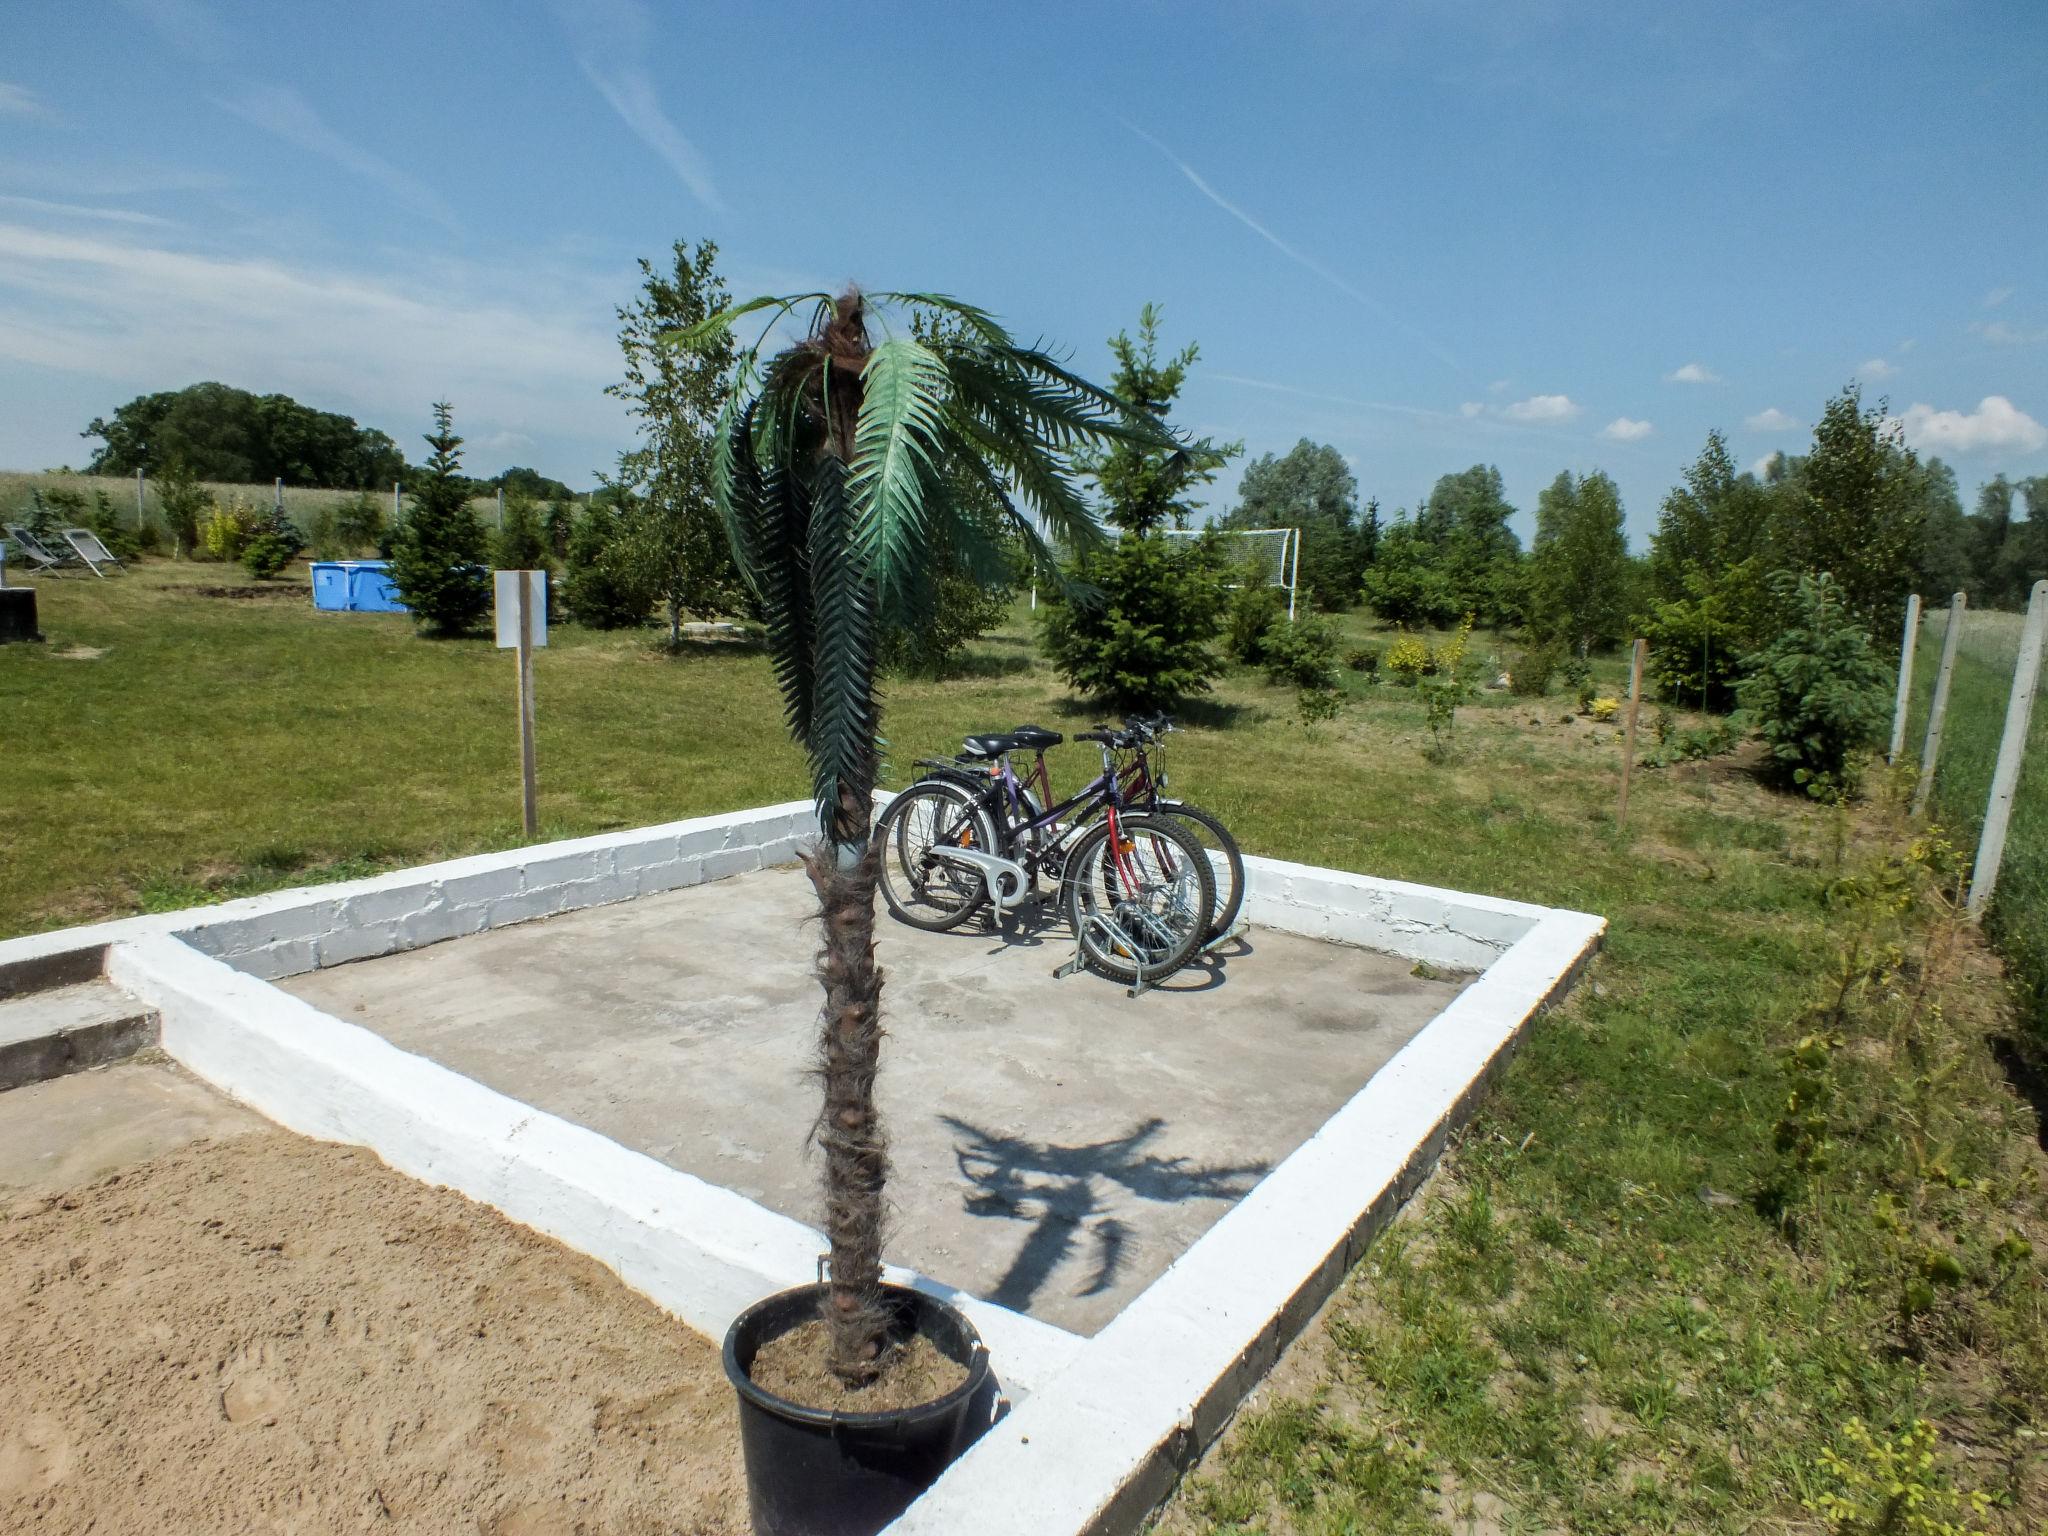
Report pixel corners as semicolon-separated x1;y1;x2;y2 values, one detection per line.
4;561;2043;1532
1903;602;2048;1049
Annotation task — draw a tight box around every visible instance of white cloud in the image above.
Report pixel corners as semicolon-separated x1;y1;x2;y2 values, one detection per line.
1601;417;1653;442
1486;378;1511;395
1898;337;1918;353
0;195;168;227
551;0;725;214
1859;357;1896;379
1890;396;2047;455
0;221;626;463
0;84;45;118
1745;406;1800;432
1985;285;2015;309
212;85;459;232
1459;400;1484;418
1666;361;1720;384
1749;452;1781;478
1501;393;1580;423
1972;319;2048;345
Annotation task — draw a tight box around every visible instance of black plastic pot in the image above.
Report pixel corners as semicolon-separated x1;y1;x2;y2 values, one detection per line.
723;1283;994;1536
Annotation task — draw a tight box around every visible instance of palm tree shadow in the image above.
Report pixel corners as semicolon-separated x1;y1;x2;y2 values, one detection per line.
942;1115;1268;1313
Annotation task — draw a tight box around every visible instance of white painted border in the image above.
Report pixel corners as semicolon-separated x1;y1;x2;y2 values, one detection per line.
103;931;1083;1395
0;801;1604;1534
883;903;1603;1535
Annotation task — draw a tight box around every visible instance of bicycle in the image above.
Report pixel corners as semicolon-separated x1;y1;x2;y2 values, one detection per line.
873;728;1216;991
908;716;1246;945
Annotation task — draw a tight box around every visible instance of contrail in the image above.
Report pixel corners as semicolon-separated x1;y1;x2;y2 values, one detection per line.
1123;121;1460;373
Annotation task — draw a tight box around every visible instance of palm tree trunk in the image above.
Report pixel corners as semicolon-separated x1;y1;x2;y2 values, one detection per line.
806;778;889;1386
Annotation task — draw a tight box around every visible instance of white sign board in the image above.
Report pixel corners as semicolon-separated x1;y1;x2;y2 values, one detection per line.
493;570;548;649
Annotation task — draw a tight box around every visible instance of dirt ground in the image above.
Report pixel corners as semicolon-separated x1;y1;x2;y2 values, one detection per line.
0;1126;746;1535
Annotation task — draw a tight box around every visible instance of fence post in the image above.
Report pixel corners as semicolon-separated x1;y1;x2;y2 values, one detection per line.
274;476;283;515
1889;593;1921;762
1617;637;1647;829
135;467;145;530
1913;592;1967;818
392;481;401;530
496;487;505;532
1968;580;2047;917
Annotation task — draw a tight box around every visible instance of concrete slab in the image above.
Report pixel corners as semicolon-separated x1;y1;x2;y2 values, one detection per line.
0;978;157;1090
0;1057;266;1193
282;865;1469;1333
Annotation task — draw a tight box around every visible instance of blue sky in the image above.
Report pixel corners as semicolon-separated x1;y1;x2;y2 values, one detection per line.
2;0;2044;545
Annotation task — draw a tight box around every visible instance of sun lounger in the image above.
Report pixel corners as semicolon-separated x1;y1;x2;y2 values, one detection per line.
61;527;126;578
3;524;79;575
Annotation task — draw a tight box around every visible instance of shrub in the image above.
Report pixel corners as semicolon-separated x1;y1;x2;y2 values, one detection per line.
333;491;386;554
200;495;258;561
492;491;550;572
1226;581;1288;667
1039;531;1229;711
560;503;652;629
1508;642;1559;697
153;461;213;557
1738;570;1891;799
1385;633;1430;685
1590;695;1621;722
87;489;139;560
1262;615;1341;691
240;502;305;579
389;403;490;636
1672;719;1741;761
1344;646;1379;675
1419;616;1478;761
1297;685;1342;729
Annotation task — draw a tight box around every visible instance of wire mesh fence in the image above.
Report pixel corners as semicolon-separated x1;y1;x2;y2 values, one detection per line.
1902;596;2047;1041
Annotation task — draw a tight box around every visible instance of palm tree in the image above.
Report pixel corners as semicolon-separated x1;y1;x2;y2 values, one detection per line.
680;288;1186;1386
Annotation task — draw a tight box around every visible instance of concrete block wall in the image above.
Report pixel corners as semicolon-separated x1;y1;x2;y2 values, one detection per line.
172;801;816;981
1240;853;1545;971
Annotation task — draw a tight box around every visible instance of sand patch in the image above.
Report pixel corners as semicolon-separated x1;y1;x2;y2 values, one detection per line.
0;1131;745;1534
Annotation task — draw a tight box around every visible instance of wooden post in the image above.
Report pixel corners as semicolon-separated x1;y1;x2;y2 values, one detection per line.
1968;580;2047;917
1889;593;1921;762
516;576;538;839
274;476;284;514
1912;592;1967;817
392;480;401;529
1617;637;1647;829
496;486;505;532
135;467;145;530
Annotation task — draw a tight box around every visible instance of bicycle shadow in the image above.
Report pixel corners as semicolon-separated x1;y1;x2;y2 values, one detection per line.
941;1114;1269;1313
933;902;1252;994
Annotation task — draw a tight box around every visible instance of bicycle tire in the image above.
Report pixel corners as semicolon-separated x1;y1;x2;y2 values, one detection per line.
1061;811;1215;986
1150;801;1245;942
876;782;1000;933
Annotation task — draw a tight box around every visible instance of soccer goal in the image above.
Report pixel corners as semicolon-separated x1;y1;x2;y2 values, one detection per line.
1161;526;1301;620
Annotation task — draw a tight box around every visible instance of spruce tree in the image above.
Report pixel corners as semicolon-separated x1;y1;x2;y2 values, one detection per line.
389;402;488;636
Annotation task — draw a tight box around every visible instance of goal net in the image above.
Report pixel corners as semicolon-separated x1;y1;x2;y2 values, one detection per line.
1160;526;1300;619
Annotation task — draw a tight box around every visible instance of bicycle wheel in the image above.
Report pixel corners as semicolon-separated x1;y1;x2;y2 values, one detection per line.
1152;800;1245;942
876;781;1000;933
1061;811;1215;985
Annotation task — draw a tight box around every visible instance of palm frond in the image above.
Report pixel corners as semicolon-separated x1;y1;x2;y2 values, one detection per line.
664;292;829;351
803;453;879;836
873;291;1013;349
850;338;948;612
948;400;1104;559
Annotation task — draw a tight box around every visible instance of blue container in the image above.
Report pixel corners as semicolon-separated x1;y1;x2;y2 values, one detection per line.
309;560;409;614
310;562;351;611
347;560;407;613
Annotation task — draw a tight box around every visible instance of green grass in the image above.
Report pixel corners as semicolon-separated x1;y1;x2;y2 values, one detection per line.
5;561;2043;1532
1902;604;2048;1048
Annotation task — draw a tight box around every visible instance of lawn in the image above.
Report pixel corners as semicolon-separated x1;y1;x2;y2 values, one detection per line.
4;561;2043;1532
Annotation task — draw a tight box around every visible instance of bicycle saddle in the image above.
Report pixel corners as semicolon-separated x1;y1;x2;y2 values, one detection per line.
958;725;1063;759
